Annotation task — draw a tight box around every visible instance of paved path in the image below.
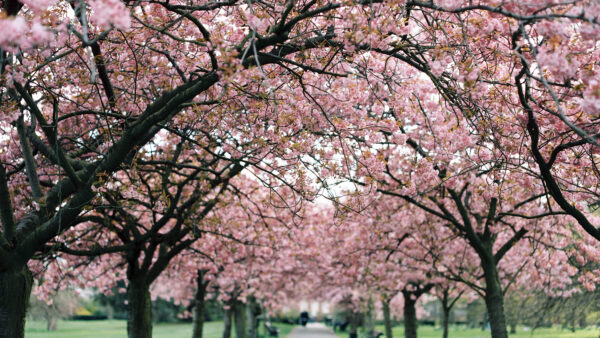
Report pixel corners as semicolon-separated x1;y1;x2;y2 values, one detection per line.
287;323;337;338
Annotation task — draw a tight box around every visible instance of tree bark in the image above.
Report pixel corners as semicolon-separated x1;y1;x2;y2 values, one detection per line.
245;296;259;338
233;300;247;338
570;317;575;332
482;260;508;338
0;267;33;338
440;292;450;338
441;305;450;338
192;271;208;338
349;311;358;338
578;312;586;328
402;292;417;338
382;298;393;338
127;277;152;338
46;315;58;331
223;303;233;338
364;297;375;338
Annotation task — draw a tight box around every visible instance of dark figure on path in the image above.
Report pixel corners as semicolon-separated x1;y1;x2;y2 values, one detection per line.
300;311;309;327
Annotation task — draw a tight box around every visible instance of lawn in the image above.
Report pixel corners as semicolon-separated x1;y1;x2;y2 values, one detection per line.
25;320;296;338
26;320;600;338
333;325;600;338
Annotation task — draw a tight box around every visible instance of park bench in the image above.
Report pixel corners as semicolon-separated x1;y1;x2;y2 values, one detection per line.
370;330;383;338
264;322;279;337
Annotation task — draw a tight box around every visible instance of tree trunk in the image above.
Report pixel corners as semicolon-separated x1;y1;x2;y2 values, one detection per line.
245;296;259;338
46;315;58;331
127;278;152;338
442;305;450;338
349;311;358;338
192;272;208;338
382;298;393;338
0;267;33;338
223;303;233;338
578;312;586;328
509;323;516;334
364;297;375;338
403;292;417;338
570;317;575;332
106;304;114;320
233;300;247;338
482;260;508;338
440;291;450;338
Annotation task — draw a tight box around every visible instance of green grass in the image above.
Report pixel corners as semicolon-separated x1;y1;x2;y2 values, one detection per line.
333;325;600;338
27;320;600;338
25;319;296;338
271;322;295;337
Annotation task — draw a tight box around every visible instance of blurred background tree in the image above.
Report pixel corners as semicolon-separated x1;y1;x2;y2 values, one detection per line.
28;290;80;331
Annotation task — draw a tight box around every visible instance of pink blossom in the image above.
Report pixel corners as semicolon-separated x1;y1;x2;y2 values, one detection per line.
28;20;52;46
429;60;445;77
537;46;579;81
89;0;131;30
0;16;27;49
20;0;57;13
581;79;600;115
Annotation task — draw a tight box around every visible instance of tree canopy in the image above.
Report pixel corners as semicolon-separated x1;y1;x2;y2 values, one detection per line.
1;1;600;338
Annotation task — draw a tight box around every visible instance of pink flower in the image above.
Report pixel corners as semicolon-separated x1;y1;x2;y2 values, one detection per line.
20;0;57;13
581;80;600;115
28;20;52;46
89;0;131;30
465;69;478;82
0;16;27;48
429;60;445;77
537;46;579;81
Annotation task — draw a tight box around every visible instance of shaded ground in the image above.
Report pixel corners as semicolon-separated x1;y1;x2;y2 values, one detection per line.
289;323;337;338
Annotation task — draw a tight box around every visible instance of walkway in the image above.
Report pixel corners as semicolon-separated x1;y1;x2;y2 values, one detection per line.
287;323;338;338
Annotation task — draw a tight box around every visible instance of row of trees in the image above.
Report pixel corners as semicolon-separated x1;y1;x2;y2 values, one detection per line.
1;0;600;338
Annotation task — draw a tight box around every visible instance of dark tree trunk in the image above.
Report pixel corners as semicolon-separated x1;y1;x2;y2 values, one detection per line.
192;271;208;338
482;260;508;338
127;277;152;338
509;323;516;334
402;292;417;338
349;311;358;338
401;285;433;338
245;296;260;338
0;267;33;338
441;305;450;338
578;313;586;328
364;297;375;338
223;303;233;338
439;289;451;338
382;298;393;338
233;300;247;338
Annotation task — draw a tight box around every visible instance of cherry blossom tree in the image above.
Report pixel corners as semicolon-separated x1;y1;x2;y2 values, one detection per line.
507;2;600;266
2;1;600;338
309;4;600;337
0;0;377;335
